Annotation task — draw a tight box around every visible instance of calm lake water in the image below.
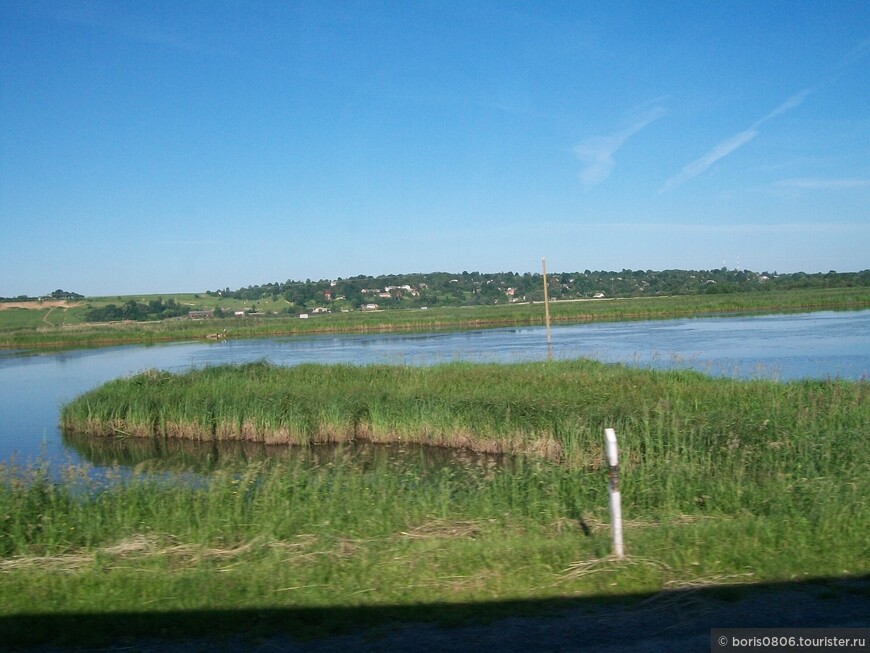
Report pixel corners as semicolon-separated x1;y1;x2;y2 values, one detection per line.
1;309;867;471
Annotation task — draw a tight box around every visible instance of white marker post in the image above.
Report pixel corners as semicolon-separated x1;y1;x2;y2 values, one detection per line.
604;428;625;559
541;257;552;361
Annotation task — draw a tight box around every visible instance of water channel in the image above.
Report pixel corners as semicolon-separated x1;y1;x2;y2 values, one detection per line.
1;309;867;472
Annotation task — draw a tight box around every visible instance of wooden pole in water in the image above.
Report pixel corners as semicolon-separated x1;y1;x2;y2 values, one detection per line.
604;427;625;558
542;257;552;360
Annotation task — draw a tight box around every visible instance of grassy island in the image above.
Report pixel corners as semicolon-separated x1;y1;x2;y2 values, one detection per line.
60;359;869;468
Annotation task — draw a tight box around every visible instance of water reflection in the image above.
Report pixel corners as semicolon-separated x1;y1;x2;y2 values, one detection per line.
61;431;512;479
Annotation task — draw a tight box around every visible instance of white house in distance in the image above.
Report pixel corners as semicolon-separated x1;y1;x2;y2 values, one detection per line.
362;285;420;299
300;307;328;318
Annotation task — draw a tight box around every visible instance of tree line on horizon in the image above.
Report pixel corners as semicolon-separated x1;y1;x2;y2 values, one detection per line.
3;269;867;320
206;268;870;313
0;289;84;303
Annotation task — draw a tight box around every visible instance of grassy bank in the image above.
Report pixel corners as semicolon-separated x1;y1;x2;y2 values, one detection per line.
3;360;868;645
3;286;869;351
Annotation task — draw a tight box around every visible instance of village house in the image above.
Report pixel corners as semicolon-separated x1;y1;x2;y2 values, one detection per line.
381;285;420;299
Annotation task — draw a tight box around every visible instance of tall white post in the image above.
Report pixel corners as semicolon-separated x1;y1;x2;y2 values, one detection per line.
604;427;625;559
542;257;552;361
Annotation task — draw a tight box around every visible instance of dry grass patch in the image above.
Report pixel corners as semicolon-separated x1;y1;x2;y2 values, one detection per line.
0;534;325;573
559;555;672;582
398;519;492;540
0;300;81;310
662;572;756;590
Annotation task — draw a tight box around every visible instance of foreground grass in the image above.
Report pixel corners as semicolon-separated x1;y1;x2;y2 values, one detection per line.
1;361;865;638
2;448;868;641
2;286;868;351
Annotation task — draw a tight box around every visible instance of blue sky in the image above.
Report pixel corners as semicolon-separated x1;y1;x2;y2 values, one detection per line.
1;1;868;296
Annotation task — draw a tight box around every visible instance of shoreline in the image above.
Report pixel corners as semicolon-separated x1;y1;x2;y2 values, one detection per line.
4;287;869;352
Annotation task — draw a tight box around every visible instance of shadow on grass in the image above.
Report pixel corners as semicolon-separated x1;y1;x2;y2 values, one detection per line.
3;574;869;651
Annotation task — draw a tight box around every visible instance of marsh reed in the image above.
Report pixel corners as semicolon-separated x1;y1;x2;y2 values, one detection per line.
60;359;869;515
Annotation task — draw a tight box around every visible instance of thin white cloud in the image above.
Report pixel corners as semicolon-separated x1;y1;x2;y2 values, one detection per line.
660;128;758;193
660;35;870;195
558;221;869;236
575;107;666;187
150;239;222;246
762;88;813;121
47;4;218;55
661;87;814;194
838;38;870;69
775;177;870;190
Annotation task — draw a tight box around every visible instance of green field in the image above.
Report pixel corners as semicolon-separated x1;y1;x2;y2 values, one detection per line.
1;359;865;646
0;304;89;329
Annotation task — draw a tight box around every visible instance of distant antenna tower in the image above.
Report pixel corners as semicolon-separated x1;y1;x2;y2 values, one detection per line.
736;255;740;271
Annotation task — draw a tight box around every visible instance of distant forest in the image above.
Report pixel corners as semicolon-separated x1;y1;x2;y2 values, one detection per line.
208;268;870;313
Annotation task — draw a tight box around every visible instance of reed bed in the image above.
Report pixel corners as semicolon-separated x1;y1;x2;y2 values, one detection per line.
60;359;869;517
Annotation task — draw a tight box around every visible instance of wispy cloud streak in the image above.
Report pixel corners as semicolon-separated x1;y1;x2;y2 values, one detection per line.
762;88;813;121
48;5;218;55
661;88;813;193
775;177;870;190
660;128;759;193
548;220;868;236
575;106;666;187
838;38;870;69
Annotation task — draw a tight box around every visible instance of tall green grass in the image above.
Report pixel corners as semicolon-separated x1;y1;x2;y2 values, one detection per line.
3;360;868;641
60;360;869;518
1;429;867;624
